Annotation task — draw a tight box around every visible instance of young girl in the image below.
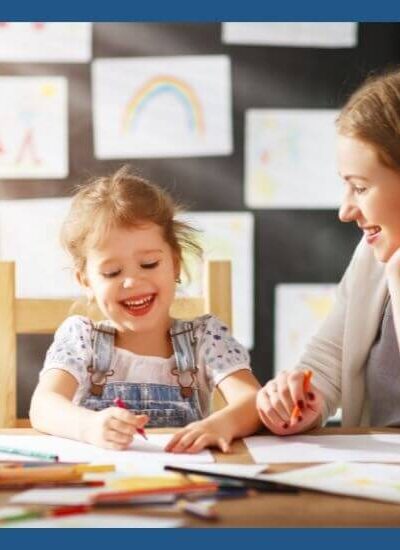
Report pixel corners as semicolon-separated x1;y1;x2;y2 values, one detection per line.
30;167;261;453
257;67;400;434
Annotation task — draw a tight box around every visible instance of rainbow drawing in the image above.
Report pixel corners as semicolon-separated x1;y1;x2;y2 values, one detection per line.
121;75;205;135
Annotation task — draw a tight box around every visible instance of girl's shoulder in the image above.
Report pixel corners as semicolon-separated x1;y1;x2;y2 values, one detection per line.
192;314;230;338
54;315;94;343
56;314;93;332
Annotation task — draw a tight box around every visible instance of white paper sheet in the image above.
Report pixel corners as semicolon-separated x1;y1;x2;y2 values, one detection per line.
11;487;103;506
0;434;214;465
0;77;68;178
222;23;357;48
260;462;400;504
274;284;337;374
178;212;254;349
244;109;341;208
0;197;79;298
0;22;92;62
92;56;232;158
2;512;181;528
244;434;400;464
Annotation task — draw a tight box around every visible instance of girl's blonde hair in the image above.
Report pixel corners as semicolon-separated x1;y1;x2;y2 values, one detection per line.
336;67;400;170
61;166;202;275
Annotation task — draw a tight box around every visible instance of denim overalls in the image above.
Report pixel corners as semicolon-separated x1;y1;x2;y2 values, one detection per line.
80;319;207;428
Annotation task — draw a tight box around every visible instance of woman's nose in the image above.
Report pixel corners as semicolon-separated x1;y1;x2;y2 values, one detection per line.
338;199;360;223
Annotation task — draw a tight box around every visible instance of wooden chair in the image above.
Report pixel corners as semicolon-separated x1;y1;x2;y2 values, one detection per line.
0;260;232;428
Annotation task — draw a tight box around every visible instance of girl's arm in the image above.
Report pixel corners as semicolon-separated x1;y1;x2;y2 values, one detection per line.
30;369;93;441
165;369;262;453
30;369;148;449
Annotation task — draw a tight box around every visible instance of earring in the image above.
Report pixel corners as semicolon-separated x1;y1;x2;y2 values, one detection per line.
175;276;182;284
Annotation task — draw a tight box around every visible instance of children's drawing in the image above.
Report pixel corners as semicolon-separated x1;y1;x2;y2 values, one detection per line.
0;77;68;178
121;75;205;137
245;109;341;208
222;23;357;48
92;56;232;158
274;284;337;374
177;212;254;349
0;22;92;62
267;462;400;504
0;197;78;297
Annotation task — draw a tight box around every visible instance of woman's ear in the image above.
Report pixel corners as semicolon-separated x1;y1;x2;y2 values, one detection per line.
173;254;181;282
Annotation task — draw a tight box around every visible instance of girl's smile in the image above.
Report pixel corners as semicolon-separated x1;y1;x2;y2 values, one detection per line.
119;292;157;317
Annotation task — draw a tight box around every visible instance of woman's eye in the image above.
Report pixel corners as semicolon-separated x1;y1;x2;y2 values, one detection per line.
141;261;160;269
354;186;366;195
102;270;121;278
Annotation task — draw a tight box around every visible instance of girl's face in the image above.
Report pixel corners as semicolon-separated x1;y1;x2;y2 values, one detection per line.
80;222;179;335
337;134;400;263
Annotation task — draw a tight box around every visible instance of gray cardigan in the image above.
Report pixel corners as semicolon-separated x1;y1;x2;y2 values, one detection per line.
295;237;388;426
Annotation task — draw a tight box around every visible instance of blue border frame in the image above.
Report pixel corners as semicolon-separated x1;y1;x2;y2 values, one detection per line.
2;0;400;21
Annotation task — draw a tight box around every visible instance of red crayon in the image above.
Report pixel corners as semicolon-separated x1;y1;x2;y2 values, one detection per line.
113;397;148;440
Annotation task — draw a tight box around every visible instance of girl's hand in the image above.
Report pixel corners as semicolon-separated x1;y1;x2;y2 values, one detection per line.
165;419;231;454
256;370;323;436
83;407;148;450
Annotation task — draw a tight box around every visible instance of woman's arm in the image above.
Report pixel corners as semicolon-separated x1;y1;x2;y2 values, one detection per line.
256;238;372;435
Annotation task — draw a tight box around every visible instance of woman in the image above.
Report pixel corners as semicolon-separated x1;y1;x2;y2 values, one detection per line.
257;67;400;434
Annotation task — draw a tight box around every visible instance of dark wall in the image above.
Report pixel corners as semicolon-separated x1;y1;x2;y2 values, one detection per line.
1;23;399;416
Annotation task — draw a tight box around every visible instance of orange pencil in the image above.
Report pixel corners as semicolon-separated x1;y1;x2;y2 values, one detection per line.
290;370;313;424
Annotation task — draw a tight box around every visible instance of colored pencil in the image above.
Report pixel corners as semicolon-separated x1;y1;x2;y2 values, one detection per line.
113;397;148;440
0;445;58;462
290;370;313;425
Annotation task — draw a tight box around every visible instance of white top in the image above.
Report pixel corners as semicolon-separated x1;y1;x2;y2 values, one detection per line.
41;314;251;416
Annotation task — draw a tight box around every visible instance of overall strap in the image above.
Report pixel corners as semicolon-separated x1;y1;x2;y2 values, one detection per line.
169;320;198;399
92;321;116;374
169;320;197;373
87;321;116;397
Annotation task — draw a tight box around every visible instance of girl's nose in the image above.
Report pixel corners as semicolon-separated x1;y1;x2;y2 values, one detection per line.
122;277;136;288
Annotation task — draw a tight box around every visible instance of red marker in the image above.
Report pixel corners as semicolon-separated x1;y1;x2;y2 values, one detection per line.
113;397;148;440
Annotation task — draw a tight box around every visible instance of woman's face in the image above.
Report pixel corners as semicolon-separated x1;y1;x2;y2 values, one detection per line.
337;134;400;263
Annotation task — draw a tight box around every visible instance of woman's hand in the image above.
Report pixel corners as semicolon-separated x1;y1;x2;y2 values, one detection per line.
256;370;323;436
83;408;148;450
165;418;231;454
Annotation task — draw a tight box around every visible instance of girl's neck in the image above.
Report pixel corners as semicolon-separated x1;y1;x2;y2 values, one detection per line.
115;321;173;359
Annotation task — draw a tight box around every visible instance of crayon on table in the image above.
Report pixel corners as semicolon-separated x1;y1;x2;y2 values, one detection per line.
113;397;148;440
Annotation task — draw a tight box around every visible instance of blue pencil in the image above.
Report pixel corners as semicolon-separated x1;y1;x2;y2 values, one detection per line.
0;445;59;462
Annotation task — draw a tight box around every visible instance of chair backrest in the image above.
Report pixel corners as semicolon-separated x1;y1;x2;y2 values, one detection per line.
0;260;232;428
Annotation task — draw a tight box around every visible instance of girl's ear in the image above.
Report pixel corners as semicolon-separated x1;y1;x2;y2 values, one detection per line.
75;269;89;289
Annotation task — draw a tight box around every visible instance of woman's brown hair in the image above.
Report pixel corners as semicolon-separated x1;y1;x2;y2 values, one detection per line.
336;67;400;170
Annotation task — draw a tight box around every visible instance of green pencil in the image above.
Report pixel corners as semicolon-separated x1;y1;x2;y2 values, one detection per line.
0;445;59;462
